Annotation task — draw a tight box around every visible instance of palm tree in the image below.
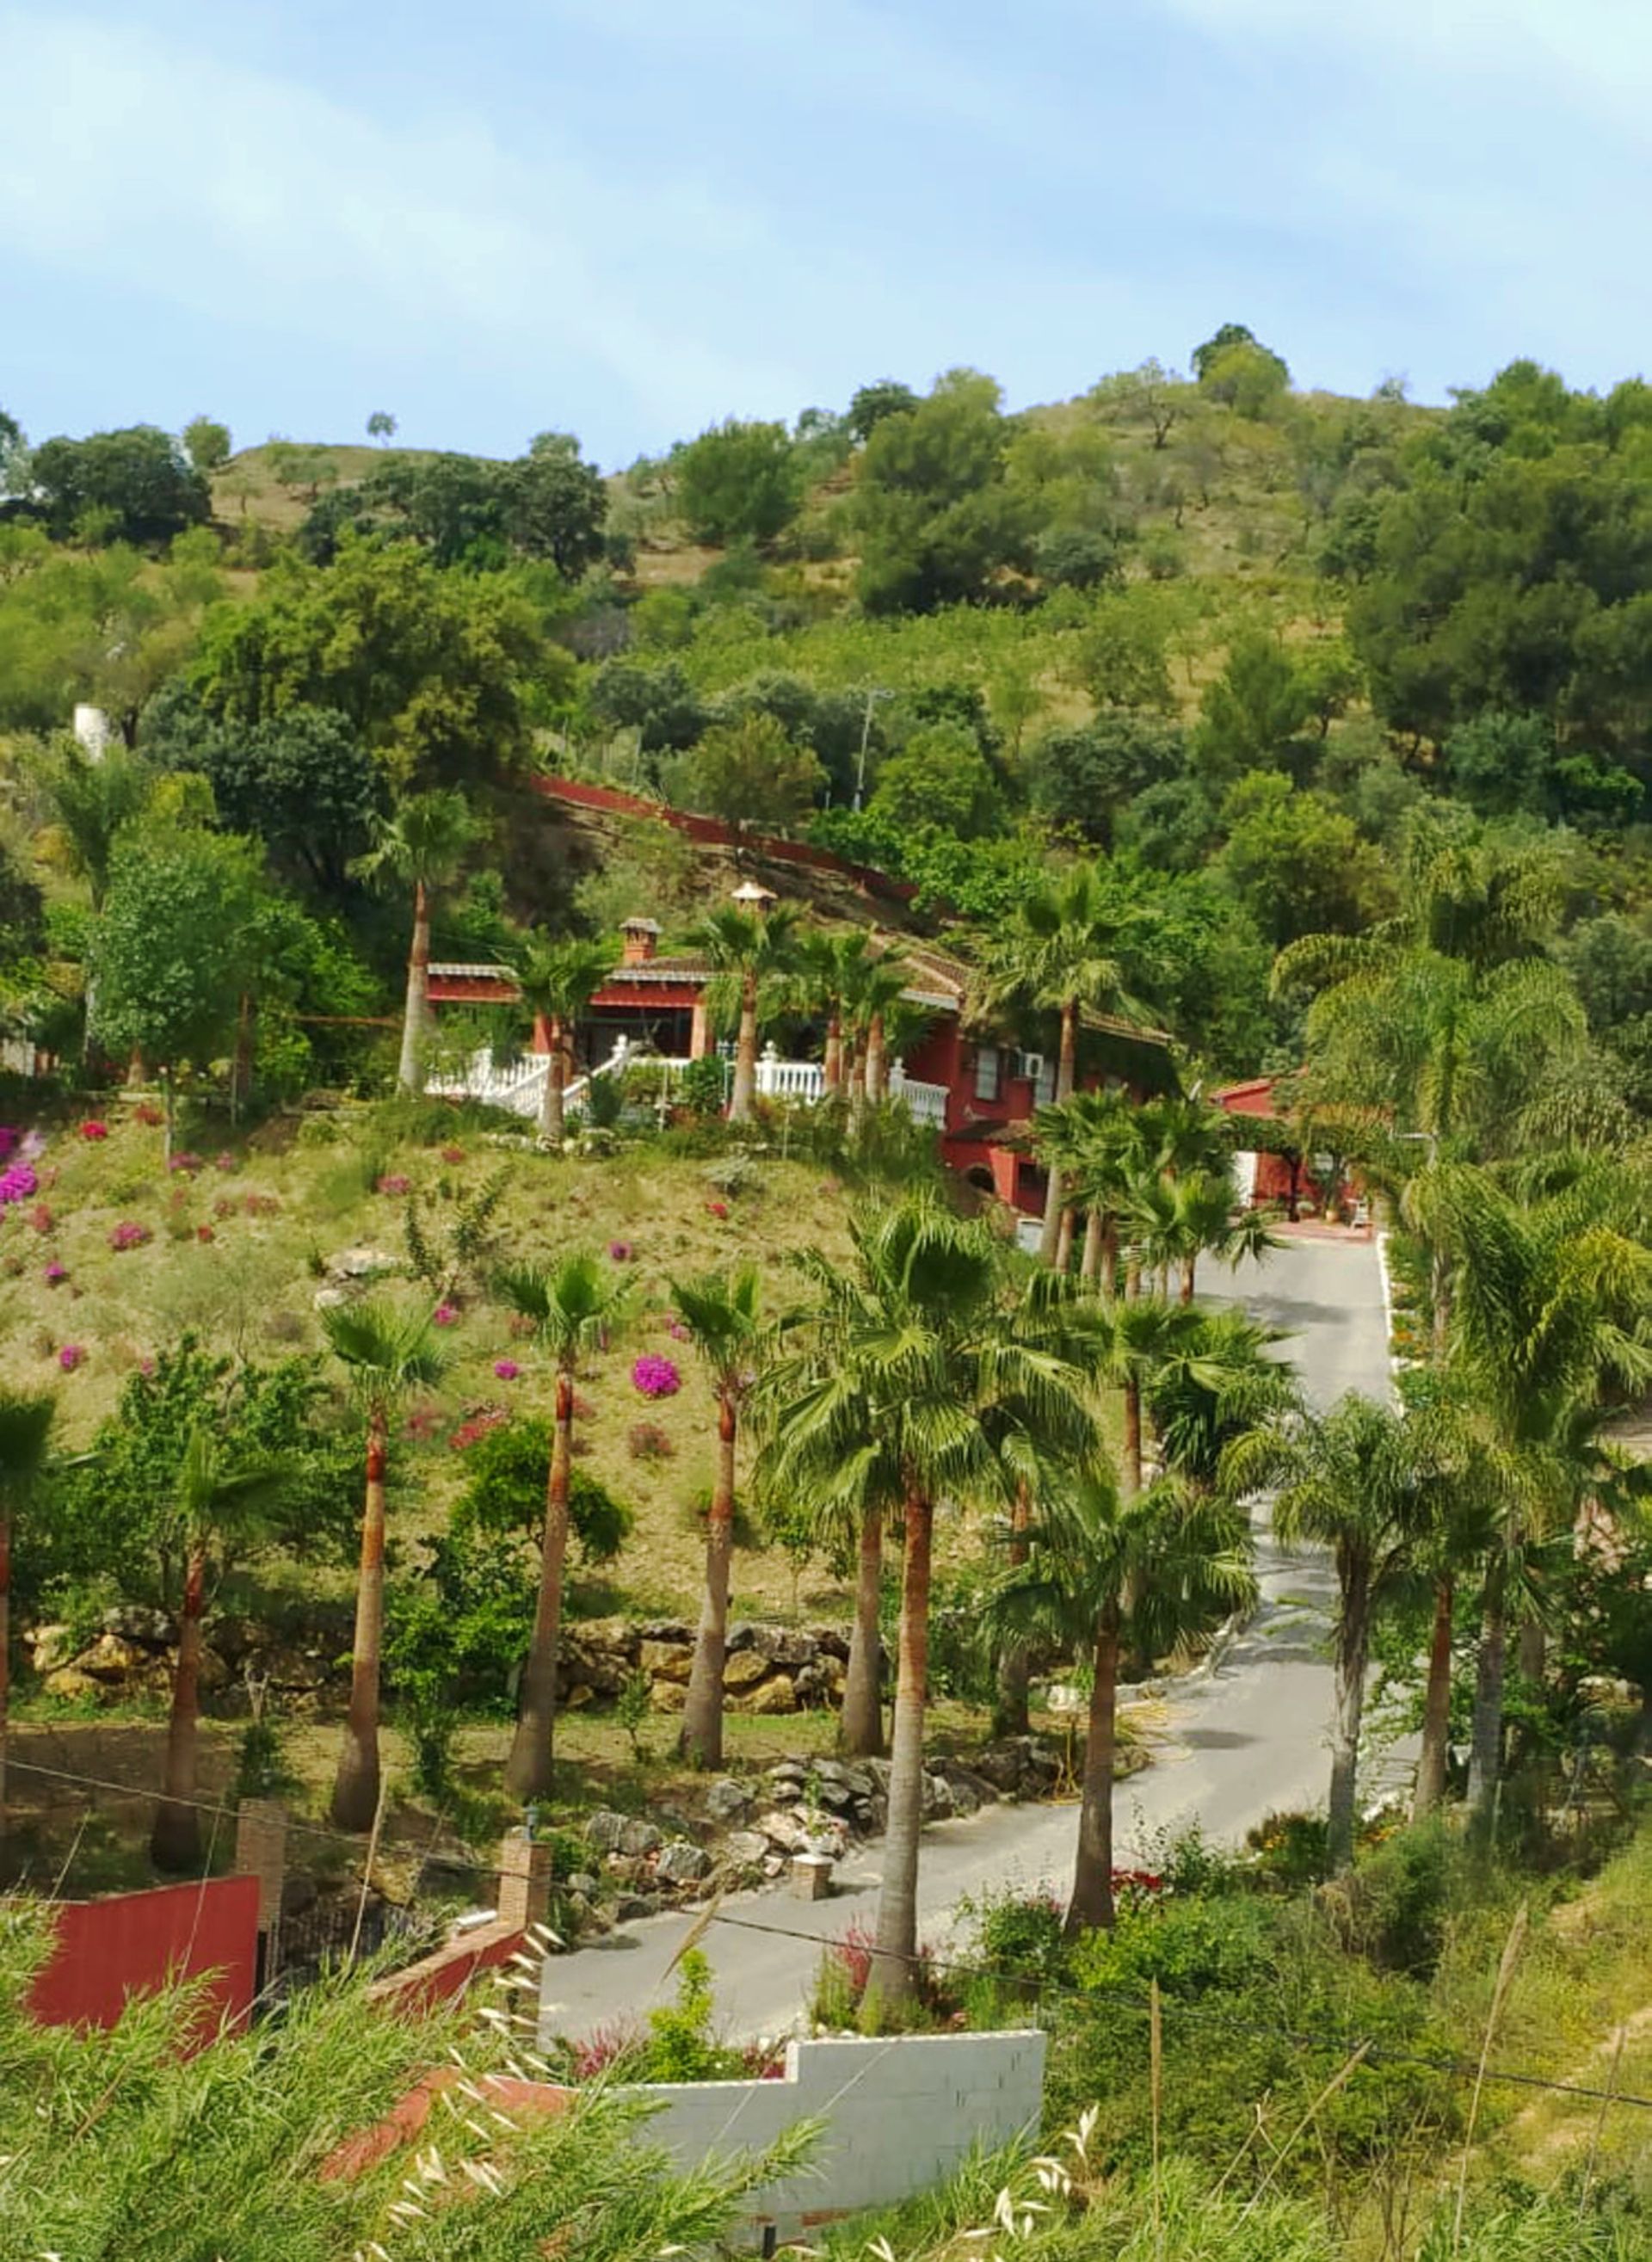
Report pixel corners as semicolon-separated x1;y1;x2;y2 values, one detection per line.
983;865;1148;1264
322;1300;447;1830
1227;1395;1433;1874
1034;1089;1143;1294
35;736;151;913
515;934;613;1146
1120;1168;1279;1304
357;790;482;1094
989;1463;1254;1929
151;1431;292;1871
841;951;910;1119
790;928;862;1095
495;1254;627;1798
0;1389;56;1834
673;1266;767;1768
1420;1165;1652;1825
694;902;800;1122
763;1198;1088;2013
1145;1304;1298;1494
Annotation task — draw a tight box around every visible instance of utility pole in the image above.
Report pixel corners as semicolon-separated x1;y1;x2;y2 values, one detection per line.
854;687;891;811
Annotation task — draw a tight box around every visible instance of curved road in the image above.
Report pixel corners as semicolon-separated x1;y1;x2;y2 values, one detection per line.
540;1233;1390;2046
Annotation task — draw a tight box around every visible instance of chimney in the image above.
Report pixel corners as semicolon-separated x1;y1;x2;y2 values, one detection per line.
620;915;661;966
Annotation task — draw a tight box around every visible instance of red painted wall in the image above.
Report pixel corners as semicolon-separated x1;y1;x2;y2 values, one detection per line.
28;1875;260;2045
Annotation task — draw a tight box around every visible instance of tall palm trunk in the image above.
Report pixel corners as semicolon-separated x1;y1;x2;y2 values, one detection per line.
729;975;759;1122
841;1507;885;1758
1412;1575;1454;1820
1055;1208;1076;1272
1179;1255;1198;1305
1466;1548;1508;1826
1064;1604;1119;1932
865;1014;888;1104
152;1545;206;1871
993;1482;1032;1737
398;877;430;1094
331;1405;389;1830
866;1482;934;2018
1122;1378;1143;1498
1326;1550;1372;1875
537;1014;569;1145
507;1369;575;1799
823;1009;844;1094
681;1392;737;1767
1080;1209;1103;1286
848;1042;867;1132
1038;1003;1078;1265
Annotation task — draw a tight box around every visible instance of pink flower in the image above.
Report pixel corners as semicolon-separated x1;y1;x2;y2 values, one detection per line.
493;1359;521;1381
108;1220;152;1252
0;1126;16;1160
608;1240;634;1262
377;1174;412;1197
196;1224;215;1243
706;1199;729;1220
632;1353;681;1400
78;1120;109;1141
59;1343;86;1372
665;1317;690;1342
441;1145;465;1165
0;1162;39;1206
169;1152;202;1175
433;1302;459;1327
43;1260;68;1285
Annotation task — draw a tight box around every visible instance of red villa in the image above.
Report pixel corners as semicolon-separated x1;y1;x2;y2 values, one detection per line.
428;891;1175;1220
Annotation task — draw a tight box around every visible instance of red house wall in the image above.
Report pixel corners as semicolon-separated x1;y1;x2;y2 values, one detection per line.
28;1875;260;2046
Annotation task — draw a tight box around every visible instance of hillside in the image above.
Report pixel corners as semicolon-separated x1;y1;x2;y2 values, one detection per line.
0;1099;865;1623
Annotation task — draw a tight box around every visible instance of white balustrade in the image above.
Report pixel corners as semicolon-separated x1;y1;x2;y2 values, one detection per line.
887;1063;949;1127
755;1043;826;1103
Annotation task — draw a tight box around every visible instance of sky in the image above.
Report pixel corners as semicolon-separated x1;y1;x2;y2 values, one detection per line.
3;0;1650;469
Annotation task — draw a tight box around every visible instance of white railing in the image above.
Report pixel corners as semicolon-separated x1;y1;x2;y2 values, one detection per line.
427;1045;548;1120
887;1064;949;1128
755;1045;825;1103
432;1039;949;1132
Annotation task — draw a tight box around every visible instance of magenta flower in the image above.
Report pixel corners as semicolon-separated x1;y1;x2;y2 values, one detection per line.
59;1343;86;1372
78;1120;109;1141
0;1126;17;1159
377;1174;412;1197
493;1358;522;1381
433;1302;459;1327
0;1162;39;1206
706;1199;730;1220
169;1151;203;1174
43;1260;68;1285
108;1220;152;1252
632;1353;681;1400
608;1240;634;1262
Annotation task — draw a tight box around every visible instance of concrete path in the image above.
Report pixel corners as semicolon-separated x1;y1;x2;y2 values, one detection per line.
540;1234;1391;2047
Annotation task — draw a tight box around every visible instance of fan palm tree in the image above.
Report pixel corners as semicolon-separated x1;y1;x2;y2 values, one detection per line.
1038;1089;1143;1295
989;1461;1255;1929
983;866;1149;1262
0;1388;56;1834
1419;1165;1652;1824
357;790;483;1094
151;1430;293;1871
1226;1395;1435;1873
694;902;801;1122
515;934;613;1145
1120;1167;1279;1304
1145;1304;1298;1495
322;1300;447;1830
789;928;861;1094
763;1198;1088;2013
673;1265;767;1768
495;1254;628;1798
35;736;151;912
841;952;910;1118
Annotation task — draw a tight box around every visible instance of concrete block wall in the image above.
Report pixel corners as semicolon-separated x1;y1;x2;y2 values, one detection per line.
626;2029;1046;2246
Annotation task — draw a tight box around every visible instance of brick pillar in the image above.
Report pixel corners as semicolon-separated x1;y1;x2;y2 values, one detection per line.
496;1829;554;1932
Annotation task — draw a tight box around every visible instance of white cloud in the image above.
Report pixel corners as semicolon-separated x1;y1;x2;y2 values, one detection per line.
0;8;805;450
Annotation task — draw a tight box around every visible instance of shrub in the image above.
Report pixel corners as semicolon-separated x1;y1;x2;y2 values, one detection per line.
452;1416;632;1562
632;1353;681;1399
628;1421;674;1463
1069;1893;1274;2002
